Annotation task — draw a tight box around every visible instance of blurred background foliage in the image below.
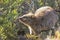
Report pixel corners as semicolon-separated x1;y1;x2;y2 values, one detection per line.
0;0;60;40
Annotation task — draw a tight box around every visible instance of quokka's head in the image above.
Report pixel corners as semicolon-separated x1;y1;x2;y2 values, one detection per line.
18;12;36;25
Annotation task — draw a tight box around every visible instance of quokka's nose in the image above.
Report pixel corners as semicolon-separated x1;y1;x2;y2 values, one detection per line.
18;16;23;19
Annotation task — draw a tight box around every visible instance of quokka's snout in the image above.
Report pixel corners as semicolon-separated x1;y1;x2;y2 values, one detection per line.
18;16;27;22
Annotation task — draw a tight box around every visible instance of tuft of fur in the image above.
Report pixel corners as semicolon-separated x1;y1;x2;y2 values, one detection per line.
18;6;58;35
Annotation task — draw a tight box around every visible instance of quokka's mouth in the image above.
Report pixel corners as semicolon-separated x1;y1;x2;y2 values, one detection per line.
18;16;23;21
18;18;25;24
18;18;24;23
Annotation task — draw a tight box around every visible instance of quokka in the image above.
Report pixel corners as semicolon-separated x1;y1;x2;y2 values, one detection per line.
18;6;59;35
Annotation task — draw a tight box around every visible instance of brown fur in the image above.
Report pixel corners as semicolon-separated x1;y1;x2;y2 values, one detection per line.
18;6;58;35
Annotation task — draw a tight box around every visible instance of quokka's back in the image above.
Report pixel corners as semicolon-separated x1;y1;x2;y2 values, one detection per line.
34;6;58;33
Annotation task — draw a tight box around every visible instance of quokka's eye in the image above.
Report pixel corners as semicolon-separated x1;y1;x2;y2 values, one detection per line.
29;15;33;18
30;16;36;19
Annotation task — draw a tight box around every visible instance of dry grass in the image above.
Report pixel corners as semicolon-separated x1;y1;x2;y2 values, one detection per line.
25;30;60;40
45;30;60;40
